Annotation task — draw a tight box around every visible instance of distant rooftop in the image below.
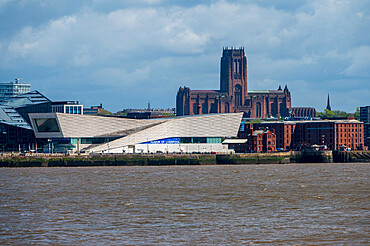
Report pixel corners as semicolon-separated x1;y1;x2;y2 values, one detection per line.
0;90;51;129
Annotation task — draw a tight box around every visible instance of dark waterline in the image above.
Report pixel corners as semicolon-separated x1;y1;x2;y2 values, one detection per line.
0;164;369;245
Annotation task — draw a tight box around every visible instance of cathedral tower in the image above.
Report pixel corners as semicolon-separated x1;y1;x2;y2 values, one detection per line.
220;47;248;107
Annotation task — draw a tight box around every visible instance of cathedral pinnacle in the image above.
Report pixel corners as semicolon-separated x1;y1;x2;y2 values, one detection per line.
326;94;331;111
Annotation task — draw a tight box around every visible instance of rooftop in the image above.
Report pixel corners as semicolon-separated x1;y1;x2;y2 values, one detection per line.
0;90;51;129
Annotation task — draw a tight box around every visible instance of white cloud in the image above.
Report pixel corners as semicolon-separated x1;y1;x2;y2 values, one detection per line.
0;0;369;111
4;7;211;68
342;46;370;77
94;65;151;86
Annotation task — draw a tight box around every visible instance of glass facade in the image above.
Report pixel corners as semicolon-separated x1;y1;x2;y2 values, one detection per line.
141;137;222;144
80;137;119;144
52;105;83;114
34;118;60;132
0;81;31;101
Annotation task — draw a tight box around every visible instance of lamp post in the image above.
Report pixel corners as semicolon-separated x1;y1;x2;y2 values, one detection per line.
48;139;52;154
1;131;7;155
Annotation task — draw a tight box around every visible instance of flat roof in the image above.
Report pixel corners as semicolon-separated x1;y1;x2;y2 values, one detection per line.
222;139;248;144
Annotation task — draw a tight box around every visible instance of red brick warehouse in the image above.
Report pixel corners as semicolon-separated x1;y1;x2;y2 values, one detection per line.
176;47;292;118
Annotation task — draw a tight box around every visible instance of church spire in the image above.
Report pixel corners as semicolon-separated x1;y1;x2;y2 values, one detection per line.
326;94;331;111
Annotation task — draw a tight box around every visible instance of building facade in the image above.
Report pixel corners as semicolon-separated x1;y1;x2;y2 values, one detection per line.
360;106;370;147
0;79;31;102
176;47;291;118
249;129;276;153
84;104;104;115
0;90;51;151
52;101;83;115
290;107;316;118
360;106;370;123
29;112;243;154
254;120;365;151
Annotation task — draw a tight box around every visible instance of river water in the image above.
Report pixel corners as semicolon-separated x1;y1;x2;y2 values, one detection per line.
0;164;369;245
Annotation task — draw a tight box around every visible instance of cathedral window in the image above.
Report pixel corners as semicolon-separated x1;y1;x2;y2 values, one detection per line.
234;84;242;106
225;103;229;113
202;103;207;114
256;102;262;118
234;60;237;74
193;103;197;115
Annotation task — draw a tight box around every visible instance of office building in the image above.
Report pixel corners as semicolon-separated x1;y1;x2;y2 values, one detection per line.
0;90;51;151
360;106;370;147
0;79;31;101
52;101;83;114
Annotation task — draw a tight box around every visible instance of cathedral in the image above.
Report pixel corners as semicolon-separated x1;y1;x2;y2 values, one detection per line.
176;47;292;118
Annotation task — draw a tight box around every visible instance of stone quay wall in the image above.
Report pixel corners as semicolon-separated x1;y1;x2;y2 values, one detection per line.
0;151;369;167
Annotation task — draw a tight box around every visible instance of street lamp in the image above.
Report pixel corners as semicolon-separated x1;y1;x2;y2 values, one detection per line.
48;139;52;154
1;131;7;155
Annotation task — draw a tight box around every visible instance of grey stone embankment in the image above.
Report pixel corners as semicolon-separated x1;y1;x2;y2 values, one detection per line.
0;151;369;167
333;150;370;163
0;152;289;167
216;152;291;164
0;154;217;167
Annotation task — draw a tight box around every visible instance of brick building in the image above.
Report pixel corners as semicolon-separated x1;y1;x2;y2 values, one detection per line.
84;104;104;115
253;121;296;150
254;120;365;151
176;47;291;118
249;129;276;153
290;107;316;118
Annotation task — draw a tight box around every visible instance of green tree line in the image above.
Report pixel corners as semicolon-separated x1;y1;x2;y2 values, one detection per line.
317;108;360;120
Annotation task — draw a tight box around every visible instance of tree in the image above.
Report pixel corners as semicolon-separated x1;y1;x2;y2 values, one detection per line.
354;107;360;120
318;108;359;119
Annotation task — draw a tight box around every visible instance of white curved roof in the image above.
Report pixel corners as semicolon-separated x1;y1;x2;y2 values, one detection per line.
89;113;243;153
29;112;243;153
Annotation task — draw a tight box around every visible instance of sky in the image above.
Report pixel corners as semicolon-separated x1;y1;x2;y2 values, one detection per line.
0;0;369;113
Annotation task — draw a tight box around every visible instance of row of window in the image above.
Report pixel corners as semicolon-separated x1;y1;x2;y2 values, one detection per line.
192;103;230;114
254;147;276;151
337;134;362;138
336;124;362;128
254;140;275;145
180;137;222;144
52;105;83;114
338;128;362;132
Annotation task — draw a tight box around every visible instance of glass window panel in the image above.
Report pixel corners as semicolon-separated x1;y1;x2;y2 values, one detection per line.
180;137;192;143
193;137;207;143
34;118;60;132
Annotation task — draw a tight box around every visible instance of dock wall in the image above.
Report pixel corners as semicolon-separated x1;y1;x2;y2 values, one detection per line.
0;151;369;167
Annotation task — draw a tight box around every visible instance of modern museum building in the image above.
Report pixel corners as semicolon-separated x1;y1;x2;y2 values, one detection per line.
29;112;243;154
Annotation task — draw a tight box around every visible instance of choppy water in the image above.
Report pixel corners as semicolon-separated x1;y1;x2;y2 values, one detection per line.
0;164;369;245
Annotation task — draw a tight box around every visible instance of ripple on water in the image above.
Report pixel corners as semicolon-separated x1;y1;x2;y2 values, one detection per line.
0;164;369;245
